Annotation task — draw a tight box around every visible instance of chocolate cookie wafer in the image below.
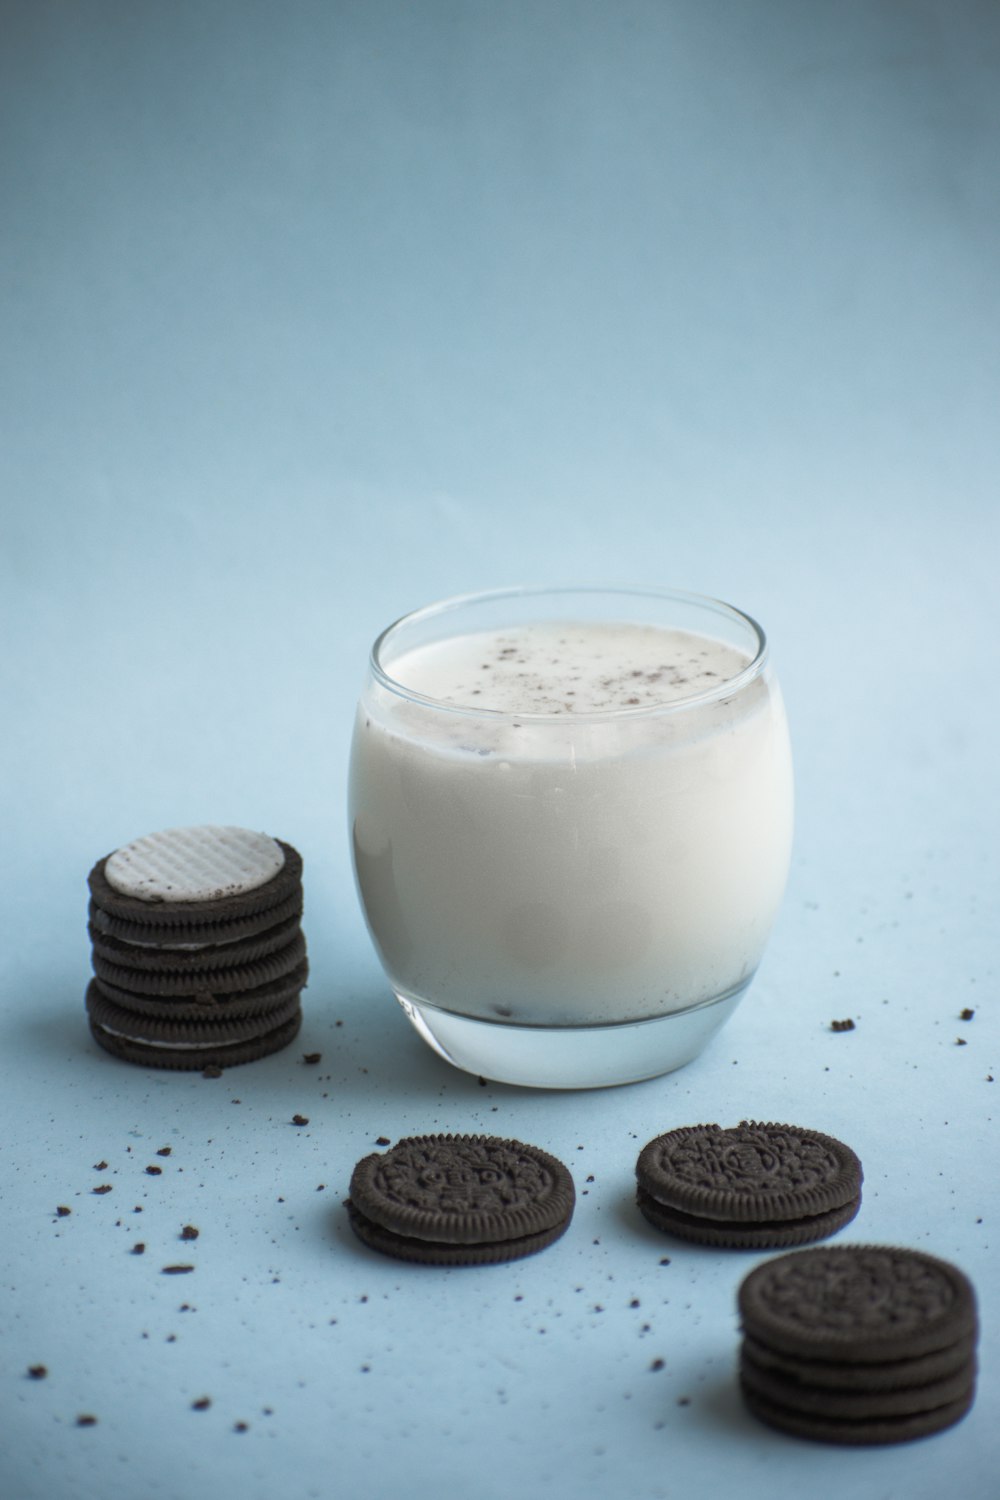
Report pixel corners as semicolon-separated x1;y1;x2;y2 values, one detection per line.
346;1134;576;1265
85;825;309;1069
635;1122;862;1248
737;1245;978;1444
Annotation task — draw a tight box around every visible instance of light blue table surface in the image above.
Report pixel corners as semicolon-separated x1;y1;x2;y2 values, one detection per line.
2;4;997;1498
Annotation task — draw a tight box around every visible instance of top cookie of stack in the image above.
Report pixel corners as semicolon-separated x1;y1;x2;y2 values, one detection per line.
86;825;308;1070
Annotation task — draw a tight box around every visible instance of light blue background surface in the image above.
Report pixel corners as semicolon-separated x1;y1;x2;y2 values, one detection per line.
2;3;997;1497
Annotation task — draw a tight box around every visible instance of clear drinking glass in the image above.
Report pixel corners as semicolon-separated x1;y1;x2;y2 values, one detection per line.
348;586;793;1088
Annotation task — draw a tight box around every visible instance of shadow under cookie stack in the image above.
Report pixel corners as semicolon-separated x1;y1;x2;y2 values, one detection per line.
85;825;308;1070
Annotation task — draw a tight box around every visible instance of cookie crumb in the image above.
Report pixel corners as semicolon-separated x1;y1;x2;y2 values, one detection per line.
191;1397;211;1411
92;1184;113;1195
56;1206;71;1217
960;1008;975;1022
27;1365;47;1380
132;1243;146;1255
303;1053;322;1064
76;1415;98;1427
162;1265;195;1275
830;1018;855;1033
145;1166;162;1176
291;1115;309;1127
180;1225;199;1241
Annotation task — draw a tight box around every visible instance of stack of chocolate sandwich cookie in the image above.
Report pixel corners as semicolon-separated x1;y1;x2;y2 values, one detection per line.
738;1245;978;1444
86;825;308;1069
635;1122;862;1248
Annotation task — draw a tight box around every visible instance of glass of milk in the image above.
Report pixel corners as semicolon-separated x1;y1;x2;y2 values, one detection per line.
349;587;793;1088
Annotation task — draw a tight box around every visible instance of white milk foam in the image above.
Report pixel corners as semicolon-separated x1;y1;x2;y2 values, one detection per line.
391;622;754;715
350;622;793;1027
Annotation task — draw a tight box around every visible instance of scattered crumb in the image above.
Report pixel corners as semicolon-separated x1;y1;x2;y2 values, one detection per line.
180;1226;199;1241
956;1038;968;1047
156;1147;172;1157
191;1397;212;1411
132;1243;146;1256
162;1265;195;1275
291;1115;309;1127
830;1019;855;1033
27;1365;47;1380
233;1421;249;1433
649;1358;665;1372
56;1206;71;1217
145;1166;162;1176
303;1053;322;1065
376;1136;391;1147
92;1184;113;1195
76;1415;98;1427
93;1161;108;1171
960;1008;975;1022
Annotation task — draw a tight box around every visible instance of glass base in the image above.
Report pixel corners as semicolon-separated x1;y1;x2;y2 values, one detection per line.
395;979;752;1089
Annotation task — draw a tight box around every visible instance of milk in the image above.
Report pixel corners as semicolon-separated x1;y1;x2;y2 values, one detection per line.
349;620;793;1029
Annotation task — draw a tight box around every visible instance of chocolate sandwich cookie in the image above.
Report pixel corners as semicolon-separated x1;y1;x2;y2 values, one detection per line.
88;913;303;974
87;887;304;948
635;1122;862;1248
85;825;309;1069
737;1245;979;1445
91;961;309;1022
346;1134;576;1265
90;930;307;996
85;980;302;1070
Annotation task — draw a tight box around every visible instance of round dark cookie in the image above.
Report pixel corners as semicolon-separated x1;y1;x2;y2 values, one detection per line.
86;983;302;1046
739;1347;976;1420
88;839;303;926
89;963;309;1022
741;1329;978;1393
636;1122;862;1227
88;1007;302;1070
739;1378;975;1446
91;931;307;997
738;1245;978;1364
89;913;303;974
636;1187;860;1249
88;888;303;948
347;1134;575;1263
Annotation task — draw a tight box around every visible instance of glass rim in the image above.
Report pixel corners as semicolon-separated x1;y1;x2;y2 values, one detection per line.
369;585;770;722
